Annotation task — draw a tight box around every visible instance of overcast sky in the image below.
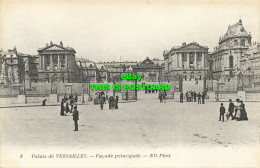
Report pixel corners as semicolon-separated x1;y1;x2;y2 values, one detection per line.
0;0;259;62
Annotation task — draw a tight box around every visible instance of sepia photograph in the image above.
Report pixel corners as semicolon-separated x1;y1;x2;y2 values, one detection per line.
0;0;260;167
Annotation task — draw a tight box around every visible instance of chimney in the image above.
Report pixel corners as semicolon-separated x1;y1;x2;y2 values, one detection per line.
50;41;53;46
46;43;49;47
60;41;63;47
182;42;186;46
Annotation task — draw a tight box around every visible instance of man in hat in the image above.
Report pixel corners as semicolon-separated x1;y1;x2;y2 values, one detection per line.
227;99;234;120
197;92;201;104
219;103;225;122
180;91;183;103
72;105;79;131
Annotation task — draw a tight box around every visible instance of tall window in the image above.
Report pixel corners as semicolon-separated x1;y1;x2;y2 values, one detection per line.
229;55;234;68
241;39;246;47
234;40;238;46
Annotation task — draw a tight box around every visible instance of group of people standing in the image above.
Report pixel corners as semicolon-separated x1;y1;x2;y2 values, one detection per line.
95;91;119;110
219;98;248;122
60;93;78;116
158;91;167;103
180;91;205;104
60;93;79;131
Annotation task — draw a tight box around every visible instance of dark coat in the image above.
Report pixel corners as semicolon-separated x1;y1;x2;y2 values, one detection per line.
180;93;183;98
220;106;225;114
73;109;79;121
228;102;234;112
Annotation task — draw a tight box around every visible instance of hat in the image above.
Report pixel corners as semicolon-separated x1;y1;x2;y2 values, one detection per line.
229;99;232;101
221;103;223;105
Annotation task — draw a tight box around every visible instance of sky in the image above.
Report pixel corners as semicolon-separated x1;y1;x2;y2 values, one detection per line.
0;0;259;62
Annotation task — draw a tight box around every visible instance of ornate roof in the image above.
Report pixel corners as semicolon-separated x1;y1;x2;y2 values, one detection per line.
219;19;251;43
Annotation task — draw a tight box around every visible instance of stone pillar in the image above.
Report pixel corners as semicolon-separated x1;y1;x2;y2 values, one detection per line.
50;54;53;71
58;54;60;70
194;52;197;69
187;53;189;69
42;55;45;70
201;52;204;68
65;54;67;70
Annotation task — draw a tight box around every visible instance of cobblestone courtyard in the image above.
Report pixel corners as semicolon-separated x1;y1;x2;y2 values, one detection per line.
1;98;259;149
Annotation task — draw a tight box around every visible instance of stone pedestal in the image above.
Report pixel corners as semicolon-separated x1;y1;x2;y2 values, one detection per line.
25;76;31;90
17;95;26;104
237;91;246;100
49;94;58;103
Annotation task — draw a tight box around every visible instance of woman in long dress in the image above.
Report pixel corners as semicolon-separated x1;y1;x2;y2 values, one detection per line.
234;99;241;120
60;99;65;116
239;100;248;121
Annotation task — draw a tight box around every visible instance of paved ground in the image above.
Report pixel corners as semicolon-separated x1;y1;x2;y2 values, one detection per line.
0;98;260;150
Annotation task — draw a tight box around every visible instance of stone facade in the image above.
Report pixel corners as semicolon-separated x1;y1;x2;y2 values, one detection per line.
210;19;252;77
0;47;38;86
133;57;163;82
37;41;79;83
163;42;209;82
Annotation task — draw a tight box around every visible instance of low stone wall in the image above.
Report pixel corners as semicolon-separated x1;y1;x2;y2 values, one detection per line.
0;97;17;104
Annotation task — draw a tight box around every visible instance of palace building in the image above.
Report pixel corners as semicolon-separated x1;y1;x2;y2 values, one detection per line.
210;19;252;77
37;41;79;83
163;42;209;82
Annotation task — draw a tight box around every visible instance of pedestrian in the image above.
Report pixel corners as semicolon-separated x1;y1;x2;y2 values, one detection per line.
191;91;194;101
202;92;205;104
66;100;70;114
219;103;225;122
239;100;248;121
234;98;241;119
163;91;167;103
172;92;174;100
105;92;108;102
194;91;197;102
60;99;65;116
72;105;79;131
159;91;163;103
109;96;113;109
64;94;68;101
75;92;78;102
126;90;129;101
100;96;104;110
227;99;234;120
180;91;183;103
115;95;119;109
70;98;74;113
197;92;201;104
185;92;188;101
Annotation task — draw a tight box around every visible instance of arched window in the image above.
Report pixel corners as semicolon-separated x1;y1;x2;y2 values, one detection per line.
229;55;234;68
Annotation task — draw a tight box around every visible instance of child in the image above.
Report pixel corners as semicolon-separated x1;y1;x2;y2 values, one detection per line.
219;103;225;122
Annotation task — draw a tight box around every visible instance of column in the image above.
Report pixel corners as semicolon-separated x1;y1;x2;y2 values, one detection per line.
50;54;53;71
201;52;204;68
179;53;182;69
194;52;197;69
65;54;68;70
58;54;60;70
187;53;189;69
42;55;45;70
